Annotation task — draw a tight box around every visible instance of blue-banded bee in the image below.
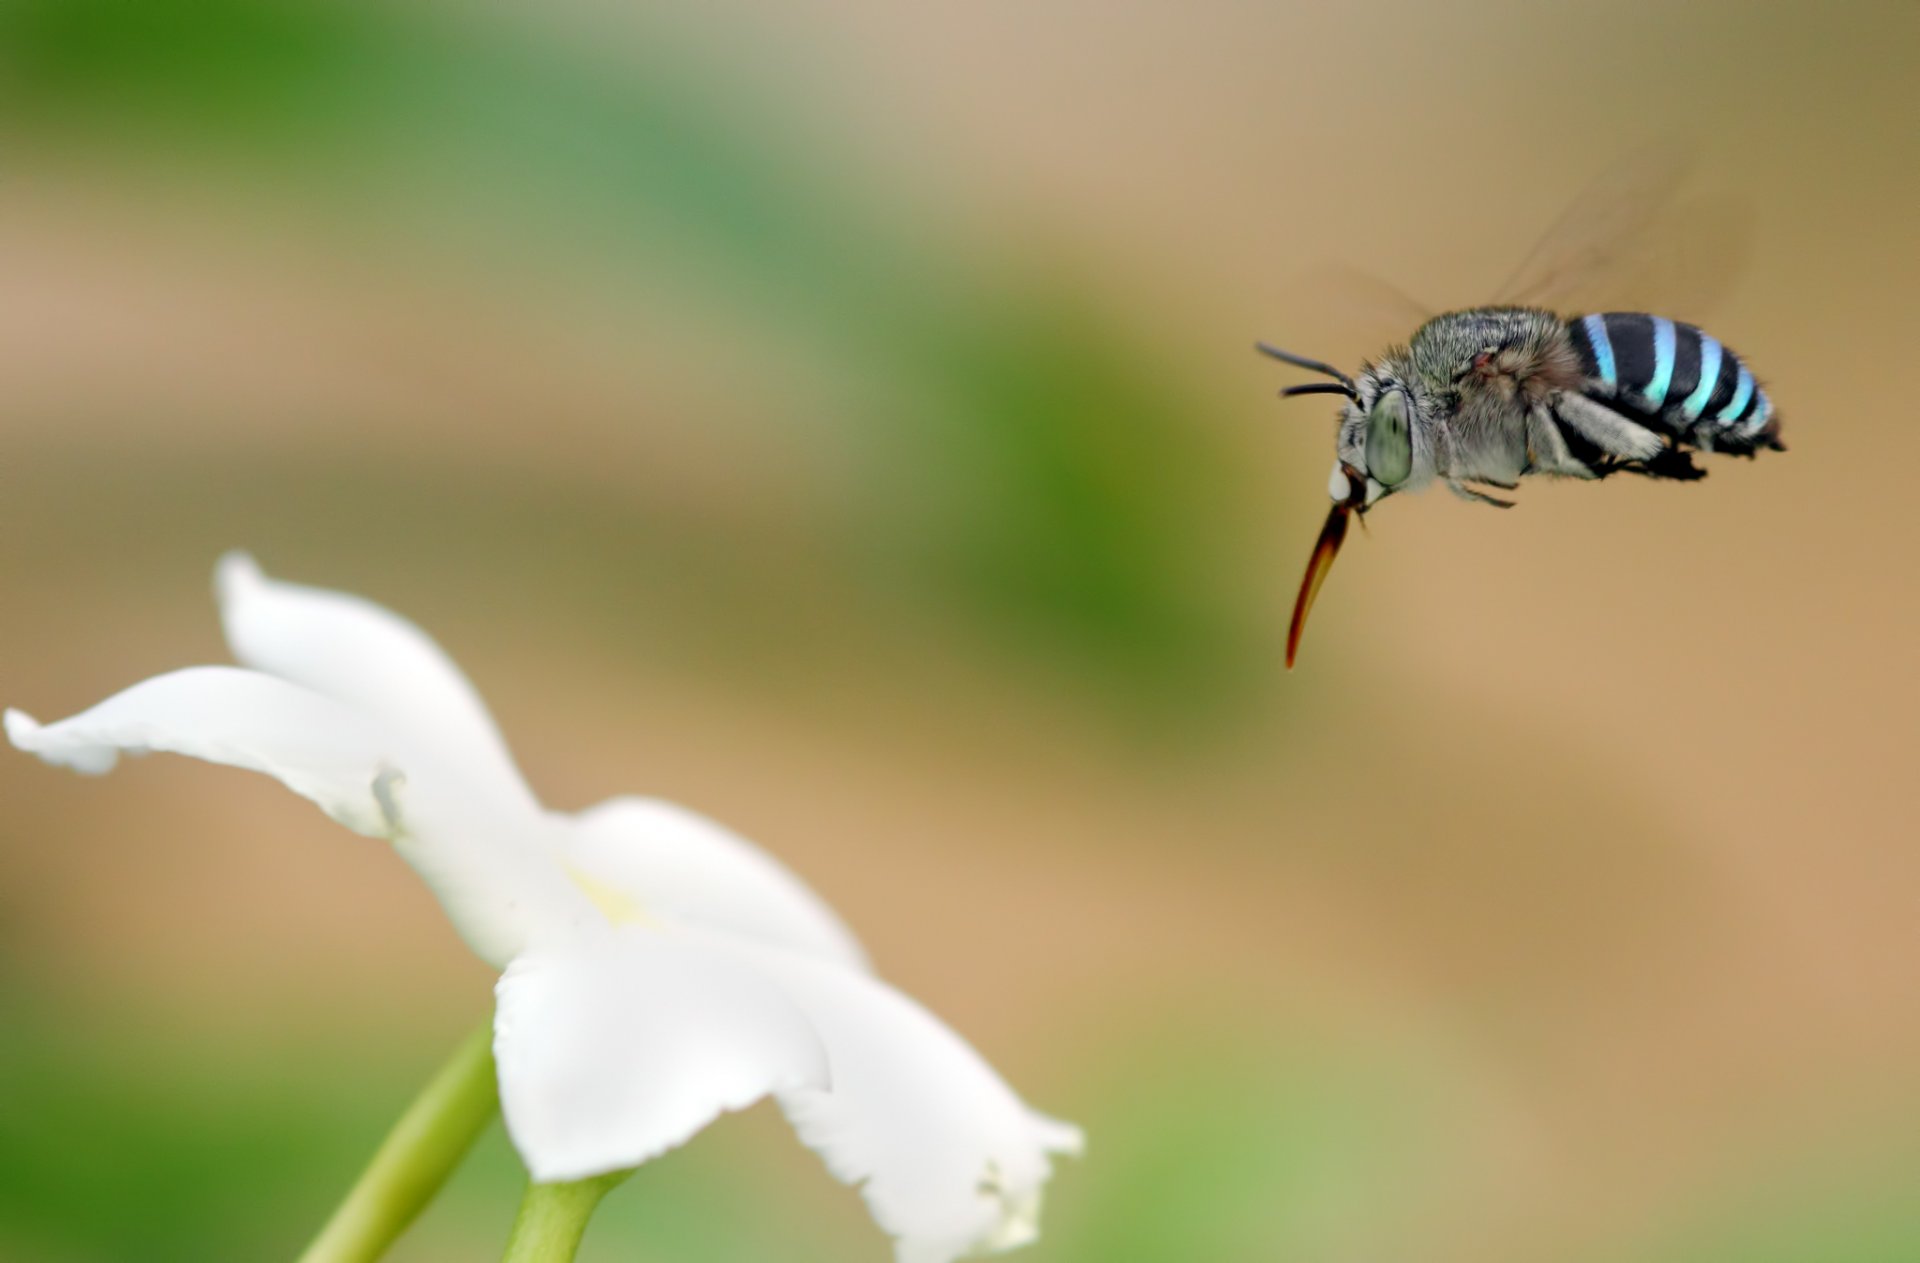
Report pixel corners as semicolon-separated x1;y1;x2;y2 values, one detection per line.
1263;160;1784;668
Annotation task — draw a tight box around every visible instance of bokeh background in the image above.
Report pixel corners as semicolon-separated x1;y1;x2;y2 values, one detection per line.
3;1;1917;1260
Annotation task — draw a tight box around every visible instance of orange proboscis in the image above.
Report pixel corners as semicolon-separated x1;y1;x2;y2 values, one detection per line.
1285;503;1350;670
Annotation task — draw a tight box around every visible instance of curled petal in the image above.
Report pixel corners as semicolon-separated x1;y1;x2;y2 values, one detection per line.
494;930;831;1183
6;666;397;836
216;553;537;811
722;940;1083;1263
562;796;870;971
7;665;594;968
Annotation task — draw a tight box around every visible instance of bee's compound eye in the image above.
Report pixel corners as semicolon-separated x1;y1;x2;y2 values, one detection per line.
1327;462;1352;503
1365;389;1413;486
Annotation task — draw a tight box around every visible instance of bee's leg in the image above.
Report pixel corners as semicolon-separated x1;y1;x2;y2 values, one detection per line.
1552;394;1666;462
1447;480;1517;509
1554;396;1665;461
1624;445;1707;481
1526;405;1601;478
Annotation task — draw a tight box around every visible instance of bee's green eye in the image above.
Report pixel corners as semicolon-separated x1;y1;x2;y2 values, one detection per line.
1365;389;1413;486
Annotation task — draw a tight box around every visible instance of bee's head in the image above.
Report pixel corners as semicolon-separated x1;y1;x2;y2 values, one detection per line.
1256;341;1433;668
1333;365;1434;509
1255;341;1432;512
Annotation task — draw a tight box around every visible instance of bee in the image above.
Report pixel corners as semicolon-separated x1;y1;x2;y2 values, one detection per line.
1262;157;1785;668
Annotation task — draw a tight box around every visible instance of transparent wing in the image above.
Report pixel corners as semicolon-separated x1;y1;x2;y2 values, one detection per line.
1282;262;1433;365
1269;147;1751;374
1495;143;1754;321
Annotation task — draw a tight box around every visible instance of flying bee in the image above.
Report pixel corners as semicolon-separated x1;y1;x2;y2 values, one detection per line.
1262;156;1785;668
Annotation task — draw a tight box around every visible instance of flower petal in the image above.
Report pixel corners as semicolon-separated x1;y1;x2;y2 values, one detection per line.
562;796;870;971
493;928;831;1183
718;939;1082;1263
215;552;537;812
7;666;399;836
6;665;598;968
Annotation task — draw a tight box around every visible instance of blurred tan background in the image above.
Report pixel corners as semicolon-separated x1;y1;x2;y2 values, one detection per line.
3;1;1918;1260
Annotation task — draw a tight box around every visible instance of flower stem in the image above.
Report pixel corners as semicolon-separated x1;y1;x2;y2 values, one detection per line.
298;1022;500;1263
500;1171;631;1263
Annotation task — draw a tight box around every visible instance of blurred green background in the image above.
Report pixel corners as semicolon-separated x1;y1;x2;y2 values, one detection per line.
2;1;1917;1260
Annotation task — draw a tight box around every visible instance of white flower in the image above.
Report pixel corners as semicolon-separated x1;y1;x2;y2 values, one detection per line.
7;554;1081;1263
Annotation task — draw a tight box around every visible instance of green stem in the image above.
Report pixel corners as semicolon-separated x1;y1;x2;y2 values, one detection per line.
500;1171;631;1263
297;1022;500;1263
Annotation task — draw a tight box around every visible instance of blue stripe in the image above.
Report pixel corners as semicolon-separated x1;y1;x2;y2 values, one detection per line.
1680;334;1723;420
1582;314;1616;389
1719;364;1755;425
1643;318;1676;408
1743;389;1773;434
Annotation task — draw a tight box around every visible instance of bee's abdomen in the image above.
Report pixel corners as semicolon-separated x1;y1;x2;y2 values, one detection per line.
1567;313;1783;453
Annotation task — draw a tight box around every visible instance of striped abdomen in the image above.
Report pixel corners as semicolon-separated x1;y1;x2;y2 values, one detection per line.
1568;313;1784;454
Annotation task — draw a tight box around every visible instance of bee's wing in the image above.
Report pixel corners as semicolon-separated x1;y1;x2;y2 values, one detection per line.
1494;144;1754;320
1284;262;1433;364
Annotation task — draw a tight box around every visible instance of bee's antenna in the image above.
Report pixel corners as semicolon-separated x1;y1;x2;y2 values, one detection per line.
1255;342;1356;391
1280;382;1359;402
